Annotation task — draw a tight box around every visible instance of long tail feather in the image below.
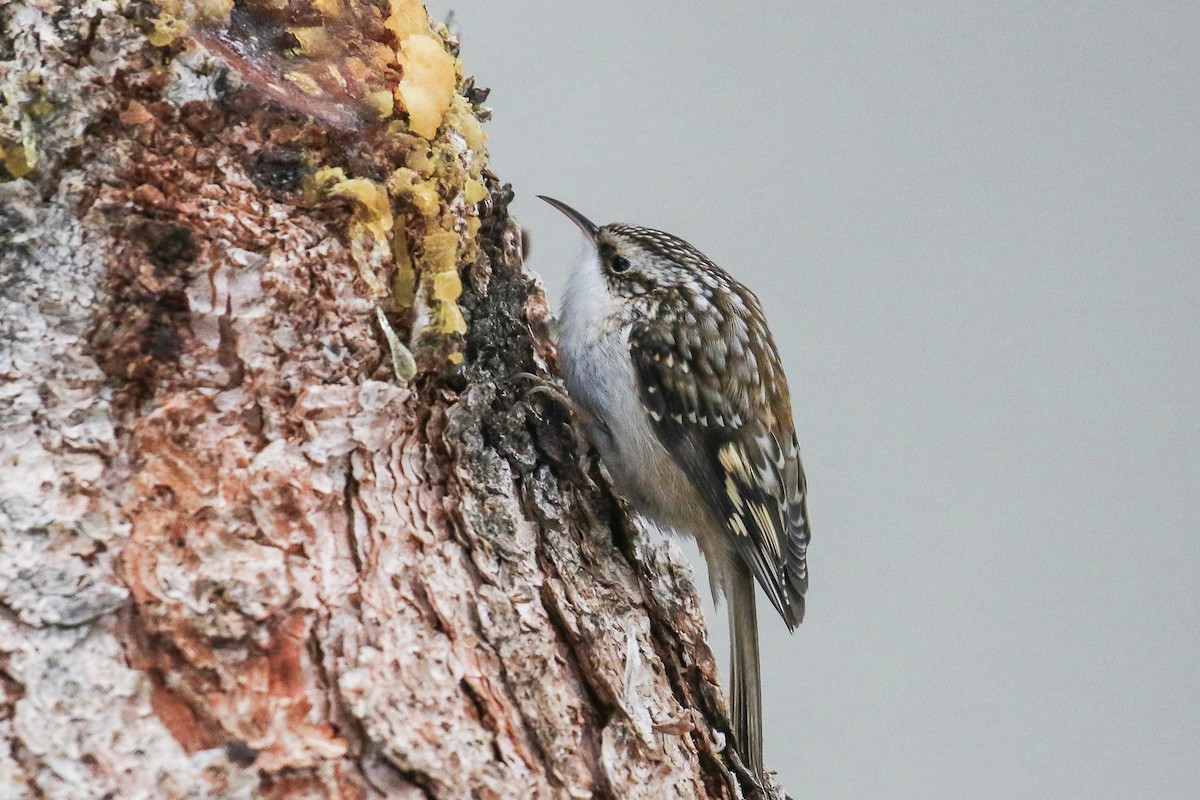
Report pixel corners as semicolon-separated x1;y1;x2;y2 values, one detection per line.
728;562;763;778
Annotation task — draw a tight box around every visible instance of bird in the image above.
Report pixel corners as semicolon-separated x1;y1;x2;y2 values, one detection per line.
541;196;810;780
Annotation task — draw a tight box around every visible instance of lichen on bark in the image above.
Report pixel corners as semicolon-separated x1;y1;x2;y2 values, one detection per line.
1;2;783;798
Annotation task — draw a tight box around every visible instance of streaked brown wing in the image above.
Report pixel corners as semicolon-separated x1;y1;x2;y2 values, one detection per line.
630;317;809;628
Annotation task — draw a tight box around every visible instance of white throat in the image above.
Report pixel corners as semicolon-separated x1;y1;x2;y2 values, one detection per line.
559;238;617;345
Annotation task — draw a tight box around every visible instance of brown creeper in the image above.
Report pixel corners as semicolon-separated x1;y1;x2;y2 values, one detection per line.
542;197;810;779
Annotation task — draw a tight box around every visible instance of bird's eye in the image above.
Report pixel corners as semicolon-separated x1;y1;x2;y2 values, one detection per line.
611;256;631;273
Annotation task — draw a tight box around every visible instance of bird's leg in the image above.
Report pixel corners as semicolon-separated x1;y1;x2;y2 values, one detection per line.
508;372;601;468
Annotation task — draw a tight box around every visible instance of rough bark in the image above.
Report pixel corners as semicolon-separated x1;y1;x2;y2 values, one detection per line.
0;2;783;798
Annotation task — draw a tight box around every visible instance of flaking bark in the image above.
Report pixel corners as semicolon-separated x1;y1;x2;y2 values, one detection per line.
0;2;785;798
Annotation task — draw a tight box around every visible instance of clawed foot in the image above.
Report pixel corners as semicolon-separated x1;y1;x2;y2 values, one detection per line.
508;371;596;466
509;371;574;409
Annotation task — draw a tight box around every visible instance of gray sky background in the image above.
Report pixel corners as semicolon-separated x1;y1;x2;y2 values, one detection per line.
426;3;1199;797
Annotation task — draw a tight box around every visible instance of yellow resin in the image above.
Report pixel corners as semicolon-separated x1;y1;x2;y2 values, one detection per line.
395;34;456;139
385;0;429;42
2;141;35;178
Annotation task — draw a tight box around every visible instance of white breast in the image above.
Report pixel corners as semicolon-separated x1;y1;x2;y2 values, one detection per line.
558;245;634;436
557;243;715;540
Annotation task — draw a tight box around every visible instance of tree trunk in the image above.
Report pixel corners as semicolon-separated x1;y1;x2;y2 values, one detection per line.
0;2;782;798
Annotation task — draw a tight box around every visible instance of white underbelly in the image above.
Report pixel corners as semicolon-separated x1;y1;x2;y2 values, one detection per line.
559;326;713;538
556;241;716;540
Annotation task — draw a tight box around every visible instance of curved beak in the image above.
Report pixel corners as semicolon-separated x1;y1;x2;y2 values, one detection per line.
538;196;599;239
